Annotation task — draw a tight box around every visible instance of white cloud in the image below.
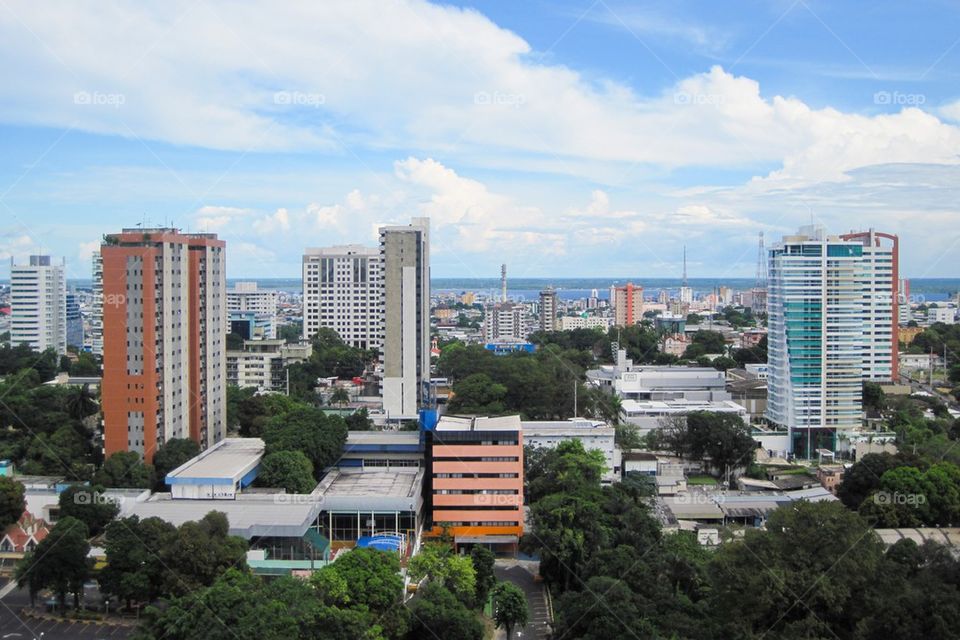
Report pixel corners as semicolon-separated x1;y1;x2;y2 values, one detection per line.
0;234;33;261
252;207;291;234
0;1;956;187
939;99;960;122
77;240;100;261
194;205;254;232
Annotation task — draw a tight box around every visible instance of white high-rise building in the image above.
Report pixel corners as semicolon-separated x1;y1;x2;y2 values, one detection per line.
539;288;558;332
484;302;529;342
380;218;430;418
302;246;382;349
89;251;104;356
766;226;863;457
840;230;899;382
10;255;67;355
226;282;277;339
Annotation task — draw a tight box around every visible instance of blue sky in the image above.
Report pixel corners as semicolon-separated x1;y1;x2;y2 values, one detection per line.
1;0;959;280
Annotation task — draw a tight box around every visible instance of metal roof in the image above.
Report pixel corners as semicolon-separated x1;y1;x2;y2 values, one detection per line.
166;438;265;484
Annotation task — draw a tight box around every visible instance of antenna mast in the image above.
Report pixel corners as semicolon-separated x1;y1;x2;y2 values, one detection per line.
755;231;767;289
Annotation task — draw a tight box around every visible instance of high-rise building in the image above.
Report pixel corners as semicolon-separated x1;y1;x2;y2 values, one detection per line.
897;278;911;325
766;226;863;457
611;282;644;326
226;282;277;339
381;218;430;418
840;230;899;381
89;252;104;356
65;292;83;349
10;255;67;355
101;228;226;462
302;245;382;349
538;288;558;332
484;302;529;342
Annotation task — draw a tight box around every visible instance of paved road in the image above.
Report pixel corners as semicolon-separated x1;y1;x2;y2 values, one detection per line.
494;563;551;640
0;583;133;640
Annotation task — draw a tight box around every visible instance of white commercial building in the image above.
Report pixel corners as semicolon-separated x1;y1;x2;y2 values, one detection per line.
89;251;104;356
559;315;614;331
840;230;898;381
226;339;312;392
165;438;266;500
10;255;67;355
767;226;863;457
521;418;619;483
620;398;748;434
381;218;430;419
302;245;383;349
484;302;530;342
227;282;278;339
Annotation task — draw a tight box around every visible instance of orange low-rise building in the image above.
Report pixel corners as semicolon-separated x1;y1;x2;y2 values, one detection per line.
426;415;523;553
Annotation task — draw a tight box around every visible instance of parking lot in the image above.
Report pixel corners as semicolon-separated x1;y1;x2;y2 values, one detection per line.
0;582;133;640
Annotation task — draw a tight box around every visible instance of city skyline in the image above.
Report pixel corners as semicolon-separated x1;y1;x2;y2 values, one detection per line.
0;1;959;280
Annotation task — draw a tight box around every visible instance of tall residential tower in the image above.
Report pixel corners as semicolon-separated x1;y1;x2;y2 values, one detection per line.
10;255;67;355
766;226;863;457
101;229;226;462
380;218;430;418
302;245;382;349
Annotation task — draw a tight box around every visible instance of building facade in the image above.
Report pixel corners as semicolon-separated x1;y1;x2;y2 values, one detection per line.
65;292;83;349
766;226;863;457
611;282;644;326
101;228;226;462
484;302;529;342
381;219;430;418
428;416;523;552
302;245;382;349
840;230;898;381
89;252;104;356
226;282;277;339
538;288;558;332
9;255;67;355
226;339;311;392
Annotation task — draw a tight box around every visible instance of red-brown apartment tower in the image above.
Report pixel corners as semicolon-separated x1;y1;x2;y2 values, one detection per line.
839;230;900;381
611;282;644;326
101;229;226;462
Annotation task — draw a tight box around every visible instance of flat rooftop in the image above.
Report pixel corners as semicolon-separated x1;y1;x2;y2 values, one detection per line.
345;431;422;445
436;415;522;432
167;438;265;484
324;470;420;498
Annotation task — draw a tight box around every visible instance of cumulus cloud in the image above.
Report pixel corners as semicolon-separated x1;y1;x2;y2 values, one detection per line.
0;234;33;261
194;205;254;232
252;208;291;234
0;2;956;186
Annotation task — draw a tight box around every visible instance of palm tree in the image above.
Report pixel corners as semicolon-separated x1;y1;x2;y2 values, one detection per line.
65;383;98;421
329;386;350;410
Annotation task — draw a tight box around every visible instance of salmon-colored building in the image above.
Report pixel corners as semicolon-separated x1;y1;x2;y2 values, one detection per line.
427;415;523;552
101;228;226;463
611;282;644;326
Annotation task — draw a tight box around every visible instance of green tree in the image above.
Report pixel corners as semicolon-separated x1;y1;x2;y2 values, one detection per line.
139;569;303;640
553;576;648;640
526;439;606;504
158;511;249;597
100;515;177;608
838;452;922;509
58;484;119;536
95;450;154;488
256;450;315;493
470;545;496;607
406;582;483;640
448;372;508;415
16;516;91;611
708;501;884;639
492;581;529;638
262;406;348;479
408;542;477;607
152;438;201;491
0;476;25;529
329;386;351;409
